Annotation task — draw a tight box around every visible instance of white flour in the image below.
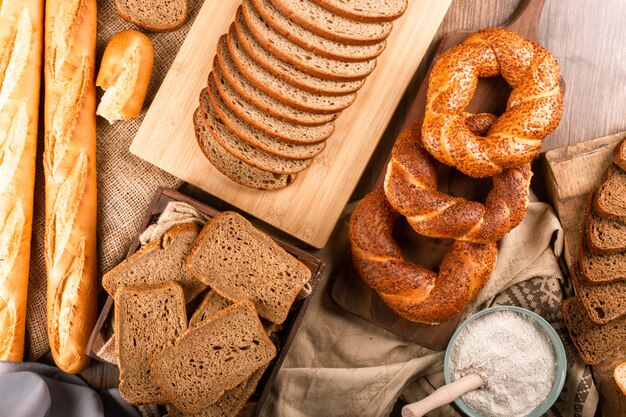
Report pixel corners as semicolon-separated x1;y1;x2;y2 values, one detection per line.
448;310;557;417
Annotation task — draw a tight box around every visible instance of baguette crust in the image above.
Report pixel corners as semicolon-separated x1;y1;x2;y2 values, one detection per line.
44;0;98;374
0;0;43;362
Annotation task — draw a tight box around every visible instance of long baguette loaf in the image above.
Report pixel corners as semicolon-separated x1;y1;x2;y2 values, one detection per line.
43;0;98;374
0;0;44;362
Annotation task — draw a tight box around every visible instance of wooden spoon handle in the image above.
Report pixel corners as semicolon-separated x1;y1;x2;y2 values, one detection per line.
401;373;483;417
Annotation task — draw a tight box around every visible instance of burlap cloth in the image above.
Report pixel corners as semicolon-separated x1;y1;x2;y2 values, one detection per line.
258;192;600;417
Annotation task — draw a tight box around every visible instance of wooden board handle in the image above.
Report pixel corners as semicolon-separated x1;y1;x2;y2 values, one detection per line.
505;0;546;41
401;373;483;417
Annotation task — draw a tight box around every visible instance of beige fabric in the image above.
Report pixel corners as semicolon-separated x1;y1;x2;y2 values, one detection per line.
24;0;211;360
261;192;599;417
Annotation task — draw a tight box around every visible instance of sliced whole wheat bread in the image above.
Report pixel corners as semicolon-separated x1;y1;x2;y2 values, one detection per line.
593;164;626;220
200;86;312;174
228;26;357;115
561;296;626;365
186;212;311;324
165;366;266;417
309;0;407;22
579;238;626;284
269;0;392;45
251;0;386;62
571;265;626;325
115;282;187;405
189;290;234;328
115;0;188;32
613;139;626;171
201;83;326;160
150;300;276;414
102;223;206;302
211;70;333;144
216;35;337;126
585;207;626;254
193;108;296;190
242;0;376;81
233;16;365;97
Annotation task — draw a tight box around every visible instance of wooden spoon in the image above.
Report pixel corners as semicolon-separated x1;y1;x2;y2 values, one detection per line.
401;373;483;417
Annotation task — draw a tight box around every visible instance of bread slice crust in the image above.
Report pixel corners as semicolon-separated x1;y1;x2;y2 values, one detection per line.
309;0;408;22
115;0;188;32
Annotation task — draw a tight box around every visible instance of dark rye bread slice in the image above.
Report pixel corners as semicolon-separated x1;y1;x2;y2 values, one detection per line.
252;0;385;62
211;70;333;144
561;297;626;365
233;17;364;97
586;207;626;254
309;0;407;22
150;300;276;414
165;367;266;417
102;223;206;303
200;87;312;174
579;238;626;284
201;83;326;160
227;26;355;115
242;0;376;81
186;212;312;324
571;265;626;325
115;0;188;32
193;108;295;190
188;290;233;328
613;139;626;171
269;0;392;45
216;35;337;126
115;282;187;404
593;165;626;219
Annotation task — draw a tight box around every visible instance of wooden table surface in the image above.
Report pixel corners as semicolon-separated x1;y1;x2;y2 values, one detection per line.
81;0;626;412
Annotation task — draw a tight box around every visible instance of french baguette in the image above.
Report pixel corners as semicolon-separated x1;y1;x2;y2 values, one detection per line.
43;0;98;374
0;0;44;362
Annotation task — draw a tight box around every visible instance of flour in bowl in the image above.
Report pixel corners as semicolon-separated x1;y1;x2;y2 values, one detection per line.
448;310;557;417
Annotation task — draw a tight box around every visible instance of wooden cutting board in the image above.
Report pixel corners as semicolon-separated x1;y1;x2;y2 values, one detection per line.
332;0;552;350
129;0;452;248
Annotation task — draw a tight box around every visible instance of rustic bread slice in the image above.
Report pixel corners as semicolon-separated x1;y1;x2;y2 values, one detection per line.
233;16;364;97
571;265;626;325
593;165;626;219
193;108;295;190
613;139;626;171
201;82;325;160
200;86;312;174
216;35;337;126
189;290;233;328
579;238;626;284
269;0;392;45
151;300;276;414
252;0;385;62
309;0;407;22
165;366;266;417
186;212;311;324
586;207;626;254
115;0;188;32
615;361;626;396
102;223;206;302
561;297;626;365
242;0;376;81
115;282;187;405
227;26;355;115
211;70;333;144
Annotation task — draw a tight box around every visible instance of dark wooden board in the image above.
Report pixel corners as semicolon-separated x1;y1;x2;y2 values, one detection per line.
331;0;549;351
86;187;324;417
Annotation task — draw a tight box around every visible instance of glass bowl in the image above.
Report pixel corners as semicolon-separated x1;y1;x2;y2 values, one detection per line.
443;306;567;417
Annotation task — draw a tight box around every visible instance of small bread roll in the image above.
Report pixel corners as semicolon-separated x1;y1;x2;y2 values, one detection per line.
96;30;154;123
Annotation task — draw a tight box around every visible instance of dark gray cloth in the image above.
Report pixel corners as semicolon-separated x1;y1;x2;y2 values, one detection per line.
0;362;139;417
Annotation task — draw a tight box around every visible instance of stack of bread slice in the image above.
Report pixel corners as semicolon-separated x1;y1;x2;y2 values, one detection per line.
103;211;312;416
562;139;626;365
193;0;408;190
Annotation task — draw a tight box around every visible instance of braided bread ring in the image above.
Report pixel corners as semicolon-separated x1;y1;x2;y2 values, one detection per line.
384;119;532;243
349;189;497;324
422;28;563;178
